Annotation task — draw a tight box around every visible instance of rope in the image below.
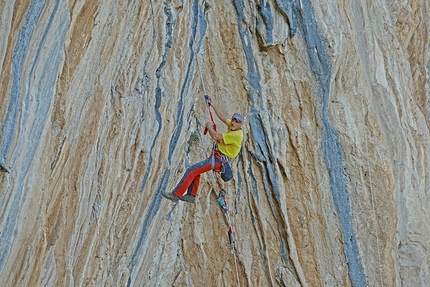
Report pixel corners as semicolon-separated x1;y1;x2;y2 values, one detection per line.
212;169;241;287
204;96;217;133
195;25;240;287
196;51;217;134
196;51;207;95
234;251;240;286
360;96;383;286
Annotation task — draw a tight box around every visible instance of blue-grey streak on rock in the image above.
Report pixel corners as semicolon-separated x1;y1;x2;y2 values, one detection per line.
275;0;297;37
168;0;207;164
133;4;179;284
140;1;177;193
427;58;430;121
0;0;46;168
246;157;260;202
139;85;162;193
234;153;245;213
256;0;274;46
295;1;367;286
0;0;68;273
251;113;290;264
131;0;206;282
232;0;290;266
128;169;169;286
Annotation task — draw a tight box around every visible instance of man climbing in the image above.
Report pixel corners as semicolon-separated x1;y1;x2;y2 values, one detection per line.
163;97;244;203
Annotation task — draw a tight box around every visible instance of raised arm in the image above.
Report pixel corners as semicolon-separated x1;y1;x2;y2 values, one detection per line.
207;97;228;124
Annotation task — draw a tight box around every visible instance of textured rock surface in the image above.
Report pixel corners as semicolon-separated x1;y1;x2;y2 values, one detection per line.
0;0;429;286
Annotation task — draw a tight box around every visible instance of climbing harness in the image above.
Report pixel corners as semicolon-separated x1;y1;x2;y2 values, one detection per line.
209;146;233;182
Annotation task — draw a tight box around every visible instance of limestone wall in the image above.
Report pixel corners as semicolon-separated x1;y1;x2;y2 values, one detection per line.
0;0;429;286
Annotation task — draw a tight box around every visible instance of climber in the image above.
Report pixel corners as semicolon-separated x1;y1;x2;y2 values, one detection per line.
163;97;244;203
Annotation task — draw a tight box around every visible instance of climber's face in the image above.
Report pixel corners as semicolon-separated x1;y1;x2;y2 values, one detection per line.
230;118;242;131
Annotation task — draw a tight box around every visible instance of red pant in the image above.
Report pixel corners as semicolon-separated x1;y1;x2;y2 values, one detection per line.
172;152;223;197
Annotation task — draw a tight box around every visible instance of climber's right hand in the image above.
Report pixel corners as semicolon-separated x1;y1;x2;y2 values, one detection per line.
205;95;211;106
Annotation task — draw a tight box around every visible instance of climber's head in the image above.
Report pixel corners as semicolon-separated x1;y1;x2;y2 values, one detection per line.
231;113;244;131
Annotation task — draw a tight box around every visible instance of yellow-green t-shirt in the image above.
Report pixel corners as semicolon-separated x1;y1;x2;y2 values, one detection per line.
218;119;243;159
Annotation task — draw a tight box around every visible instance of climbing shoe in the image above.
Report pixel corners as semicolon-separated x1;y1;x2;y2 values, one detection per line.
162;191;179;202
180;194;196;203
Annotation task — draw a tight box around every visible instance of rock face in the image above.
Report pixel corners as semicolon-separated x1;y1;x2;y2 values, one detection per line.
0;0;429;286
